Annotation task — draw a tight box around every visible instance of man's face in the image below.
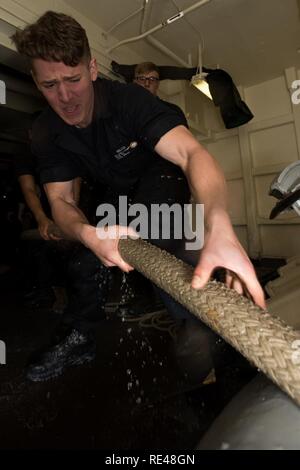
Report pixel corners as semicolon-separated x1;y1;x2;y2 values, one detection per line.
32;58;98;128
134;70;160;96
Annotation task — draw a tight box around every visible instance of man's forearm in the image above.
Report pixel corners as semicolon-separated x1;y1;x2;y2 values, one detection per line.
51;198;90;241
185;148;232;229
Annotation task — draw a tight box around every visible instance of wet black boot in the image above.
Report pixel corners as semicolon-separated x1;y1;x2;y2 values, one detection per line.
26;328;96;382
26;246;110;382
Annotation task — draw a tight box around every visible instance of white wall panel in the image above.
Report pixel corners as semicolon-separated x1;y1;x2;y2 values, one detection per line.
255;174;278;218
184;82;206;127
204;99;225;132
227;179;246;221
207;136;242;176
250;123;298;168
243;73;300;259
245;76;292;122
205;73;300;260
260;226;300;258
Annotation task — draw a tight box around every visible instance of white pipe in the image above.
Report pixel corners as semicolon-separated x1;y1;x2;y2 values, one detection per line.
142;0;190;67
147;36;190;67
107;0;211;54
198;43;202;74
141;0;152;32
107;18;174;53
140;0;151;34
106;6;144;34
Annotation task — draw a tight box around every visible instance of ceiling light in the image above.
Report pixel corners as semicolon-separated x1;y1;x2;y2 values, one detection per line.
191;73;212;99
191;43;212;100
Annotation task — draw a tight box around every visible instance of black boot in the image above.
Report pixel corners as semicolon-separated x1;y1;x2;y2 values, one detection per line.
26;328;96;382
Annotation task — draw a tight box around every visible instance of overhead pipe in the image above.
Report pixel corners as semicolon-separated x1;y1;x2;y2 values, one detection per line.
146;35;190;67
107;0;211;55
106;5;144;35
107;15;181;54
141;0;196;68
141;0;190;67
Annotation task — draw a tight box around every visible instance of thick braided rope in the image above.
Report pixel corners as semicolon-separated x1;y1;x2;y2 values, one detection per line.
119;237;300;406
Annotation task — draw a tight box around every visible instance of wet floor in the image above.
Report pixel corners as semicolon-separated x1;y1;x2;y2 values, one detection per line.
0;260;282;450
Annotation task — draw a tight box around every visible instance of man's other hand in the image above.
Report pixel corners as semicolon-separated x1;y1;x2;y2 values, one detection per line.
191;222;266;310
81;224;138;273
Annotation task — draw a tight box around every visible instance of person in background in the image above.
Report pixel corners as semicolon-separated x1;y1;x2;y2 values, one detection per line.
16;114;60;240
15;113;80;310
133;61;187;125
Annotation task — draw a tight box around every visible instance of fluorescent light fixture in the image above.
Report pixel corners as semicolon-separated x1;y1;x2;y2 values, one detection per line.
191;42;212;100
191;73;212;100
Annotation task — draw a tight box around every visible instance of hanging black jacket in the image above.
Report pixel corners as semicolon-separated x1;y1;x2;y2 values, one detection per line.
111;61;253;129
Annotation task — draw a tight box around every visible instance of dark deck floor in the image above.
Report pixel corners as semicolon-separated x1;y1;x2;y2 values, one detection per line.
0;259;284;450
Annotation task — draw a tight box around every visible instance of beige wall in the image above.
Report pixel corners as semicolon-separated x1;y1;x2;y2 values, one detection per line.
159;72;300;259
159;63;300;260
244;71;300;258
201;71;300;259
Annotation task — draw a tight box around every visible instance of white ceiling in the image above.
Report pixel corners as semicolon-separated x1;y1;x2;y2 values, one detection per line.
64;0;300;87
